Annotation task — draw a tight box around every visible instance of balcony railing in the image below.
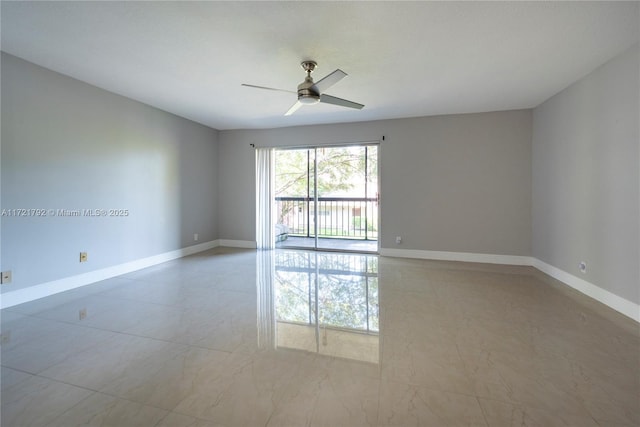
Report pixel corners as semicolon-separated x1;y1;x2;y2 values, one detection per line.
276;196;378;240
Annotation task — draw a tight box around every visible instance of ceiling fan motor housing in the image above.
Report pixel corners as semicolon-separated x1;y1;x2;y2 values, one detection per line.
297;80;320;104
298;61;320;104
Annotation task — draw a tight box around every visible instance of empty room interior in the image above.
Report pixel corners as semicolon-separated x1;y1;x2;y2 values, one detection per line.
1;2;639;426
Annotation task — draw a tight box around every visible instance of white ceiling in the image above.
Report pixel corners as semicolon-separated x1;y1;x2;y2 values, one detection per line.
1;1;638;130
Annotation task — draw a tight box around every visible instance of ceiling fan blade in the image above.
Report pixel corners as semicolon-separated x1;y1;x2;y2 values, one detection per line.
319;94;364;110
284;101;303;116
311;69;347;93
241;84;296;94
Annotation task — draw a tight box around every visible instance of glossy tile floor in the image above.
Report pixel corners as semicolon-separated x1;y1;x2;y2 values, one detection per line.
1;248;639;426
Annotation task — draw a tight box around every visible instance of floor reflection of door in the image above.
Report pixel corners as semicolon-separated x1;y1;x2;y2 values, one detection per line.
272;250;379;363
274;144;378;253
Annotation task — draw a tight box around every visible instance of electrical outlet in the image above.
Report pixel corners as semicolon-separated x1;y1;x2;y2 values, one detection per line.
1;270;11;284
395;236;402;244
1;331;11;345
80;252;88;263
194;233;199;241
578;261;587;274
79;308;87;320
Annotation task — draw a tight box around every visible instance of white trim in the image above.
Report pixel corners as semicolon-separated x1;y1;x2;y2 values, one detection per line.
379;247;533;266
218;239;257;249
0;240;219;309
531;259;640;323
3;242;637;323
253;139;382;150
379;247;638;323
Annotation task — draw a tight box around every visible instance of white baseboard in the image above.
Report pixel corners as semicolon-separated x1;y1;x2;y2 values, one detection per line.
4;242;637;323
531;259;640;323
0;240;220;309
380;247;638;323
379;247;533;266
218;239;257;249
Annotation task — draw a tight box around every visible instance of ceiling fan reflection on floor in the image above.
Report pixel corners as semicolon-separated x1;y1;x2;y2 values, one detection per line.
242;61;364;116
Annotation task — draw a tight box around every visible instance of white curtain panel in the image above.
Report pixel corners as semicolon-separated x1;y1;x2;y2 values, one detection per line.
256;147;275;249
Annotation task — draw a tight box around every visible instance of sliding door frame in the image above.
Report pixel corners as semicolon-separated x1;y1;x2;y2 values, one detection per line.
274;142;380;254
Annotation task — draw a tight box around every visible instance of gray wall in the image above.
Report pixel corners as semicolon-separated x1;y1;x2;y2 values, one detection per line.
532;44;639;304
1;53;219;292
219;110;532;256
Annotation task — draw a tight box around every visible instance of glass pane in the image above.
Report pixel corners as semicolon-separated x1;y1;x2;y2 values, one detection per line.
275;148;316;248
366;145;379;241
316;145;371;250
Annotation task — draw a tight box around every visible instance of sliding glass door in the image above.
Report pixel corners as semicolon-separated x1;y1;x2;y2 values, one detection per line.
274;144;378;253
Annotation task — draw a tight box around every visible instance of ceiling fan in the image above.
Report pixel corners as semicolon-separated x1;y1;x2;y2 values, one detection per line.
242;61;364;116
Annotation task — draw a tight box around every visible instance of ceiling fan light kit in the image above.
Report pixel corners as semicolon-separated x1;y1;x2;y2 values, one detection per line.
242;60;364;116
